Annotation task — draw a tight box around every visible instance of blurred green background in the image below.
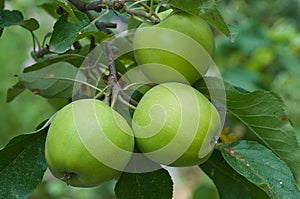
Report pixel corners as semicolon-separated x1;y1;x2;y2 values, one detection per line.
1;0;299;198
216;0;300;136
0;0;57;148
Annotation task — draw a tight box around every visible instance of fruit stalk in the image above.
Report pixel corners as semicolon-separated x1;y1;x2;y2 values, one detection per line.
104;42;121;107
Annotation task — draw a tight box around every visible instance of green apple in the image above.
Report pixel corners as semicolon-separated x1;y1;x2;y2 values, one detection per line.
132;82;221;166
133;11;215;84
45;99;134;187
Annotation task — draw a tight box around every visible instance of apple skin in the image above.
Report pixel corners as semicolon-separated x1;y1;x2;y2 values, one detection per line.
132;82;221;166
133;11;215;84
45;99;134;187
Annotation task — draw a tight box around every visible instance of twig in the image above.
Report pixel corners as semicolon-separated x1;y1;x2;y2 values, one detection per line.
95;22;117;34
68;0;86;11
68;0;118;33
35;45;50;58
120;91;138;107
104;42;120;106
89;35;96;52
73;41;82;50
126;8;159;23
118;94;137;110
68;0;125;12
85;1;103;12
127;0;160;20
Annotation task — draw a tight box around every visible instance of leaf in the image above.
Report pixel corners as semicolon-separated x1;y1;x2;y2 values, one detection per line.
7;52;86;101
19;18;39;31
39;2;60;19
49;11;98;53
0;3;3;36
25;53;86;72
167;0;206;14
54;0;79;23
115;168;173;199
0;10;23;29
0;125;48;199
167;0;231;37
198;5;231;38
0;0;4;9
19;62;86;98
0;9;40;32
200;150;269;199
221;141;300;199
6;82;25;102
194;77;300;176
127;16;142;30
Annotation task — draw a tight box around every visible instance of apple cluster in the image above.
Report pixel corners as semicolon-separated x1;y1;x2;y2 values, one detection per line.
45;10;221;187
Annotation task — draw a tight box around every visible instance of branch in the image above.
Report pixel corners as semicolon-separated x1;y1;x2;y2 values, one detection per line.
126;8;159;24
35;45;50;58
68;0;87;12
73;41;82;50
68;0;118;33
104;42;121;106
68;0;125;12
95;22;117;34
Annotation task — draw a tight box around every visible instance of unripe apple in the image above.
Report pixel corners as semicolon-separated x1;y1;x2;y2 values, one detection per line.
133;11;215;84
132;82;221;166
45;99;134;187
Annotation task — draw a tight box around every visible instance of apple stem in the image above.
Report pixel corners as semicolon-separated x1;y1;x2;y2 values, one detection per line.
118;93;137;110
104;42;120;107
126;0;160;23
104;42;139;110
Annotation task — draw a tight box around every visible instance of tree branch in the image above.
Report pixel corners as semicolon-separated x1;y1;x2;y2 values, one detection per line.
68;0;125;12
126;8;159;24
68;0;118;33
104;42;121;106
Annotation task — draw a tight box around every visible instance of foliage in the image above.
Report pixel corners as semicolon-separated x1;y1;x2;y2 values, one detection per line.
0;0;299;199
0;123;48;198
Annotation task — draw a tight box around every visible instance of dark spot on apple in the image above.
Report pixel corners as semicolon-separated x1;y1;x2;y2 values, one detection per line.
281;115;287;121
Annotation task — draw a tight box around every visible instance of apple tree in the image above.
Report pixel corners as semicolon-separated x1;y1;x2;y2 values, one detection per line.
1;0;300;198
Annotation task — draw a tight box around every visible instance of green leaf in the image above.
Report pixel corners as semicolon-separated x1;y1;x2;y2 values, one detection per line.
0;0;4;9
200;150;269;199
19;62;86;98
54;0;78;23
25;53;86;72
49;11;98;53
0;9;23;29
194;78;300;176
115;168;173;199
127;16;142;30
0;3;3;38
0;9;40;32
167;0;231;37
0;126;48;199
19;18;39;31
39;2;60;19
198;5;231;38
221;141;300;199
6;82;25;102
168;0;206;14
